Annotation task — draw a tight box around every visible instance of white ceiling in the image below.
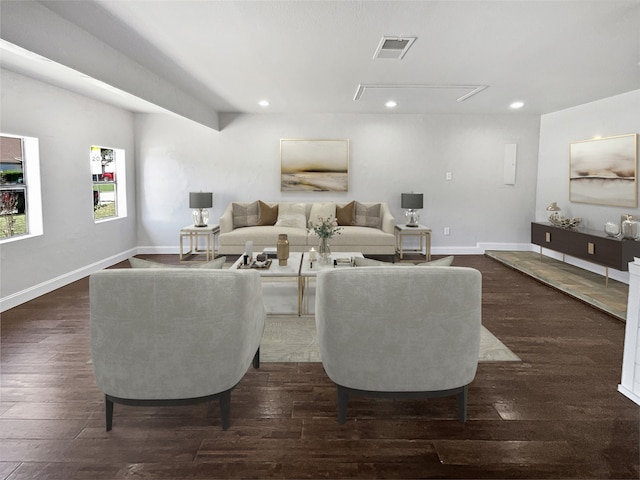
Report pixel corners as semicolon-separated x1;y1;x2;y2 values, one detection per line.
2;0;639;121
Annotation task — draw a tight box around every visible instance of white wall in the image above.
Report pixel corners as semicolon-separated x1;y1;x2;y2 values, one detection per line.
537;89;640;227
136;112;541;254
536;89;640;282
0;70;137;309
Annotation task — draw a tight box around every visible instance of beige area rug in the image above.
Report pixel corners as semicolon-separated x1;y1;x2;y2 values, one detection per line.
261;315;521;363
258;281;520;363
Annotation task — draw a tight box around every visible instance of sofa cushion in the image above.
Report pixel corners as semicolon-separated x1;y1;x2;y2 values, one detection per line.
324;226;394;247
309;202;336;225
129;256;227;269
258;201;278;226
336;201;355;226
232;201;259;228
221;225;309;247
354;202;381;228
275;202;307;229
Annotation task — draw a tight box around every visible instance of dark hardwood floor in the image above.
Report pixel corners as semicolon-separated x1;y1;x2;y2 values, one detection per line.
0;255;638;479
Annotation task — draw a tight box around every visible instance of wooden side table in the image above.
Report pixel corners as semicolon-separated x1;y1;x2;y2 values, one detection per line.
395;224;432;261
180;224;220;262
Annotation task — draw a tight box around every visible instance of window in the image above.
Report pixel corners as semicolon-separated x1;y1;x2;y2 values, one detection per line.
0;134;42;241
91;145;126;221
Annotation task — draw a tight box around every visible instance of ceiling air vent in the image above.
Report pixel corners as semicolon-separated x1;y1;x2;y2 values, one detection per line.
373;36;417;60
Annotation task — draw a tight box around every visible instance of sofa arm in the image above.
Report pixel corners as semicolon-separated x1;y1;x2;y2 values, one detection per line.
220;203;234;233
379;203;396;234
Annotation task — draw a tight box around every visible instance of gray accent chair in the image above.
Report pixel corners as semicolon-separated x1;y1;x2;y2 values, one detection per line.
89;268;265;431
315;266;481;424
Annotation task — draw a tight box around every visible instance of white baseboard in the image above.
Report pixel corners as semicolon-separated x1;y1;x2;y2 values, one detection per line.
3;240;629;312
0;248;137;312
618;385;640;406
431;242;533;256
433;242;630;284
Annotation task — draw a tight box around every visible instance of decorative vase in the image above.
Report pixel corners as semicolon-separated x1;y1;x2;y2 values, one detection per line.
622;215;640;240
277;234;289;265
318;237;331;266
604;222;620;238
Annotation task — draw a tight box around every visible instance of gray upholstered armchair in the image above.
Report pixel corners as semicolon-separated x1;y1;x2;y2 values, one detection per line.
90;268;265;431
315;266;482;424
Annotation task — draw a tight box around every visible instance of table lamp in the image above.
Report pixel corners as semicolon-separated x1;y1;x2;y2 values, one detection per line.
189;192;213;227
401;192;423;227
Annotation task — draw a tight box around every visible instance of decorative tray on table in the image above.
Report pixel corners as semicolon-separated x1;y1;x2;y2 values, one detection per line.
237;259;272;270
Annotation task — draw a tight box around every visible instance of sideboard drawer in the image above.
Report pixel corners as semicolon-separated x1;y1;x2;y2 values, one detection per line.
531;222;640;271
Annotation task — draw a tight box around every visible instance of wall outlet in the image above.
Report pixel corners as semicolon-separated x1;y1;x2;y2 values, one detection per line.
446;172;452;180
444;227;450;235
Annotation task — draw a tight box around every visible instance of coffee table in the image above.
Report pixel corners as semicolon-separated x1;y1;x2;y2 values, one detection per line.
299;252;364;315
231;252;304;315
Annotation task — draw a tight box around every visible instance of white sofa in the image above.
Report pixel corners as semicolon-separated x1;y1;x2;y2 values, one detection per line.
218;201;396;256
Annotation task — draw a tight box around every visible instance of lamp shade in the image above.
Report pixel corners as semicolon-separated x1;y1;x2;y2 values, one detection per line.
401;193;423;210
189;192;213;209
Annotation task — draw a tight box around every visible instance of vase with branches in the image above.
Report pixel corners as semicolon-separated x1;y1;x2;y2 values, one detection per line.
308;216;341;265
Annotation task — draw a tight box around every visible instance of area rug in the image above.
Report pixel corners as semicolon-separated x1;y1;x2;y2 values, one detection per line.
261;315;520;363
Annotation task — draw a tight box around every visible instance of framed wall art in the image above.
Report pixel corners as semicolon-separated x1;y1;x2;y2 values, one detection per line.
569;133;638;208
280;139;349;192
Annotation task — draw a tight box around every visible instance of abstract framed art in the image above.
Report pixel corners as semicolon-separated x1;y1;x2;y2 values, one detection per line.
280;139;349;192
569;133;638;207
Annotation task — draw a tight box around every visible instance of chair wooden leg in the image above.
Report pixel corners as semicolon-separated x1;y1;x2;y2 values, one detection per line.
219;390;231;430
457;385;468;423
337;385;349;424
105;395;114;431
253;347;260;369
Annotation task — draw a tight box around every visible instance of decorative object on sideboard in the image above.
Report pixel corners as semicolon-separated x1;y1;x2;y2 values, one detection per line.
277;234;290;266
604;221;621;238
189;192;213;227
622;214;640;240
548;213;582;229
401;192;423;227
545;202;561;221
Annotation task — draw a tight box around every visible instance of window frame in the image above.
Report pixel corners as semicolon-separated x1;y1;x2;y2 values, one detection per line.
0;134;42;244
91;145;127;223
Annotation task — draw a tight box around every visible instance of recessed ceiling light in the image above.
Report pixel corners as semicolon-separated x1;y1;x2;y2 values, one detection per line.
509;101;524;109
258;100;270;107
385;100;397;108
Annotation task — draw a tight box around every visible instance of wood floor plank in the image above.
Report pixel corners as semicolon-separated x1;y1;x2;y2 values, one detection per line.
1;255;638;479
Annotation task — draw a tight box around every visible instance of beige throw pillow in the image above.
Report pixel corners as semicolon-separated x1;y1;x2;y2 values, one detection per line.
309;203;337;225
232;201;259;228
353;257;411;267
417;256;455;267
275;203;307;229
354;202;381;228
129;257;182;269
353;255;454;267
258;201;278;226
336;201;355;226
